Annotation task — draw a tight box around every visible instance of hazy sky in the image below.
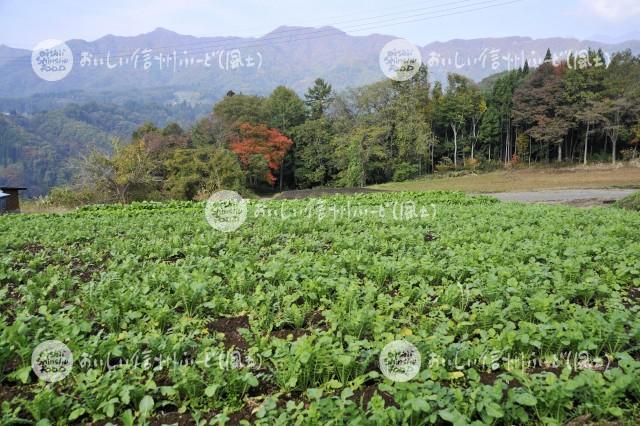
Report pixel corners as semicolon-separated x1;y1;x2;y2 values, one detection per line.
1;0;639;49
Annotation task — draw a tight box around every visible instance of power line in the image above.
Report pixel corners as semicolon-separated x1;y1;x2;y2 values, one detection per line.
100;0;486;54
200;0;466;36
3;0;524;62
4;0;501;57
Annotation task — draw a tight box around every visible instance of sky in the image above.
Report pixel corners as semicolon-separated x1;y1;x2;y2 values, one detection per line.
1;0;640;49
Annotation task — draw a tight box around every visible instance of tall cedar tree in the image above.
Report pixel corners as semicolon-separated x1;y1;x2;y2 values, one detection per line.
304;78;334;119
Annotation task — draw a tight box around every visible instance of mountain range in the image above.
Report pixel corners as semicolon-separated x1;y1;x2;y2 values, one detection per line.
1;26;639;106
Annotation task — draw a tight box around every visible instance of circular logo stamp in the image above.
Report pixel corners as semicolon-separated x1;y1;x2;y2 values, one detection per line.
379;339;421;382
205;190;248;232
31;39;74;82
379;39;422;81
31;340;73;382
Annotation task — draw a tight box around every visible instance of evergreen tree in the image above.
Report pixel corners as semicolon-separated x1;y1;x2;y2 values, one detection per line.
304;78;334;119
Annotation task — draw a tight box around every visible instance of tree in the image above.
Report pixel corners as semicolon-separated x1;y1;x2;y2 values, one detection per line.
469;91;487;160
515;133;528;164
230;123;293;187
132;122;159;141
630;123;640;158
304;78;334;119
413;122;438;174
333;80;397;181
78;138;155;203
290;118;335;188
437;74;476;168
391;65;433;172
264;86;306;190
562;49;606;164
600;97;634;164
191;115;223;147
432;81;443;102
575;101;606;164
265;86;306;132
213;94;266;130
161;122;184;137
600;50;640;164
487;70;525;162
513;62;570;162
163;147;245;199
478;106;501;161
334;125;388;187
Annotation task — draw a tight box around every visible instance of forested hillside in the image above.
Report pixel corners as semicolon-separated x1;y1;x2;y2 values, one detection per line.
49;49;640;205
0;101;209;195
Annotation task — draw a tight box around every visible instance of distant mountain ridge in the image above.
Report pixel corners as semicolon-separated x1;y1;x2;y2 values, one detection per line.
1;27;638;104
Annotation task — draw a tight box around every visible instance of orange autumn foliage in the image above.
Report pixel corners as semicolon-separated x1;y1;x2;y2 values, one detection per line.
230;123;293;185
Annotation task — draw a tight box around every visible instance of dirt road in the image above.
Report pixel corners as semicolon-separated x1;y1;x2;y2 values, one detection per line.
371;166;640;193
487;189;635;206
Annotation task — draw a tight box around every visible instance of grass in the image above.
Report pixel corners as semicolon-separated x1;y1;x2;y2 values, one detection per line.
19;201;73;214
371;164;640;193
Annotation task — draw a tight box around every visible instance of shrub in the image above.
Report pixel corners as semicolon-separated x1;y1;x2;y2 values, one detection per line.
615;191;640;211
435;157;454;173
392;163;419;182
46;186;98;207
477;160;501;172
621;149;637;162
464;157;480;170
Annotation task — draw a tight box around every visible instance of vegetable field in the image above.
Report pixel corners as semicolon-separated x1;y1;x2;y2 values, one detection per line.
1;192;640;425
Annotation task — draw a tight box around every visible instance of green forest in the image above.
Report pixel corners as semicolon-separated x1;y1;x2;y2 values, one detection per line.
9;48;640;203
0;100;209;195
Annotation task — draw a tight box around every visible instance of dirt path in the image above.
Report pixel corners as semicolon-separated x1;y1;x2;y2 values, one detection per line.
371;166;640;193
486;189;635;206
274;187;635;206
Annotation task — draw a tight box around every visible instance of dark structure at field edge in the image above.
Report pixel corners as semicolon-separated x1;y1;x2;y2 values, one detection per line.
0;187;27;213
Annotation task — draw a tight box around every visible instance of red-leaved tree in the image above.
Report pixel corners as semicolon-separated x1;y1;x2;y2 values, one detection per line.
230;123;293;186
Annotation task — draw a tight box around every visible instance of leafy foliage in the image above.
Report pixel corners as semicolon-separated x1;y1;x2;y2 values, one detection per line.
230;123;293;186
1;192;639;424
615;191;640;211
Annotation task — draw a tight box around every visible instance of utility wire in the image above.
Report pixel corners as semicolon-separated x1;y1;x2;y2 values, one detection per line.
2;0;524;62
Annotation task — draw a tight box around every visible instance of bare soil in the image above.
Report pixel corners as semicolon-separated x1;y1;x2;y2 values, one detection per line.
371;165;640;193
487;189;636;206
207;316;251;350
